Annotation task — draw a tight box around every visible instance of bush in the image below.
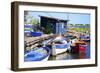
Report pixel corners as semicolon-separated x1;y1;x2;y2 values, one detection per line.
44;24;52;34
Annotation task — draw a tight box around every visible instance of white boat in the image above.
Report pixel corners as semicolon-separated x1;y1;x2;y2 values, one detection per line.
71;38;77;43
52;34;71;56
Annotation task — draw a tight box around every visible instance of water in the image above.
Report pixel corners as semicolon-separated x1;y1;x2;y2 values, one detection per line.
85;43;90;58
48;43;90;60
24;37;90;61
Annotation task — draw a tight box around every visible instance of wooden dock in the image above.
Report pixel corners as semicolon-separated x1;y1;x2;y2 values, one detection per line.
25;34;57;47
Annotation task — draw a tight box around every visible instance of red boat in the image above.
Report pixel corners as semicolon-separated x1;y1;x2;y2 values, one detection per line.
71;40;86;53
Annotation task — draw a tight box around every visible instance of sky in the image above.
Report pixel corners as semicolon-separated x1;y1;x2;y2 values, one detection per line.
25;11;90;24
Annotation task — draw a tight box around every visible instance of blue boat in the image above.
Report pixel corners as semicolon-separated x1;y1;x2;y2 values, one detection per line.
52;34;71;56
24;47;51;61
24;24;32;36
31;31;42;37
24;24;42;37
80;35;90;42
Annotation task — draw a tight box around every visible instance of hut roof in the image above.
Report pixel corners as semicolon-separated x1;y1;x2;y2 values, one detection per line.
39;15;69;22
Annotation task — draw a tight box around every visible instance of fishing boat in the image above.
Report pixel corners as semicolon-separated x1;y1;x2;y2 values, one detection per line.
24;24;32;36
79;35;90;42
41;38;53;47
51;34;71;56
71;39;87;53
66;35;77;43
31;31;42;37
24;24;42;37
24;47;51;61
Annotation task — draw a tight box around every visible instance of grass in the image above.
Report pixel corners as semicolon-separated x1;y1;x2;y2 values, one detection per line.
24;28;33;31
69;27;90;33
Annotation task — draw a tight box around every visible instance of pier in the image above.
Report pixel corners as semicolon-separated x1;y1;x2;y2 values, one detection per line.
25;34;57;47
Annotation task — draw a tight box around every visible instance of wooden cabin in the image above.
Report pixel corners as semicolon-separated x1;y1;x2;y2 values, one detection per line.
39;16;68;35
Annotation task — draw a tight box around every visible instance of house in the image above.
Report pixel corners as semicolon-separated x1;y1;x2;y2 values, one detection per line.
39;16;68;35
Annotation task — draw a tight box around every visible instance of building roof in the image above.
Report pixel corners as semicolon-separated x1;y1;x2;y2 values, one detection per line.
39;15;69;22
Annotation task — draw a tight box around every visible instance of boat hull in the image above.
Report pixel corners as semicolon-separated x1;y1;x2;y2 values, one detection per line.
52;48;68;56
24;47;51;61
51;43;70;56
31;32;42;37
71;44;86;53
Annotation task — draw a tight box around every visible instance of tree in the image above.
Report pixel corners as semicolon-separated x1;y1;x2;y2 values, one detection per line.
69;24;74;27
28;16;39;26
85;24;90;28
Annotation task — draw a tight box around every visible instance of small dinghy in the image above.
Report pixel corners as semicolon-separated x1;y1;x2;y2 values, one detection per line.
80;35;90;42
24;24;32;37
31;31;42;37
52;34;71;56
24;47;51;61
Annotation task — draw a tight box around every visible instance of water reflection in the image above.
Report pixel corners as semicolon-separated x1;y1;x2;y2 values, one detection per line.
48;43;90;60
48;52;87;60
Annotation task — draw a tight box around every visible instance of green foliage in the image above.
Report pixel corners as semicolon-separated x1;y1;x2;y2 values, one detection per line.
68;24;74;27
24;28;33;31
68;23;90;33
44;24;52;34
28;16;39;26
73;28;90;32
69;24;90;27
24;14;39;25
